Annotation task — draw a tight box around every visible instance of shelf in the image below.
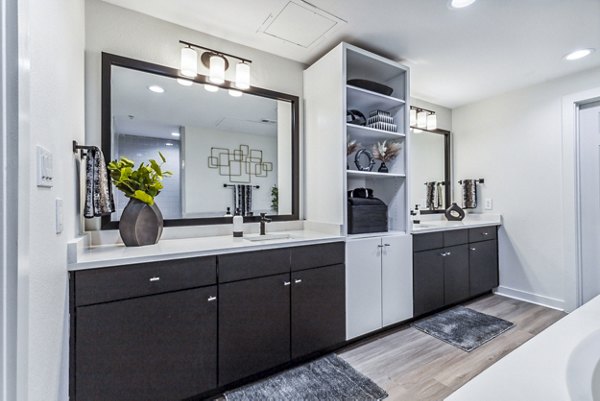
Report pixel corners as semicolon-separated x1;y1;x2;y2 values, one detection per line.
347;85;405;113
347;170;405;178
347;124;405;143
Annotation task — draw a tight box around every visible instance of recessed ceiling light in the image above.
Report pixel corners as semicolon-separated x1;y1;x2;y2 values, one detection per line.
165;142;174;147
148;85;164;93
450;0;476;8
564;48;595;61
171;132;180;137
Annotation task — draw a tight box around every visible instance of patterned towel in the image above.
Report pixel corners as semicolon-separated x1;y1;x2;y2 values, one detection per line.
234;184;253;216
462;179;478;209
83;147;115;218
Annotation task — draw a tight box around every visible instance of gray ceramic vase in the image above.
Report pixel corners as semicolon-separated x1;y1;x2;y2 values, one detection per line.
119;198;163;246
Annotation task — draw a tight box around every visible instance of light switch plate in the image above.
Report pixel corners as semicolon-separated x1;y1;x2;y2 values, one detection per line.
55;198;63;234
484;198;493;210
36;145;53;187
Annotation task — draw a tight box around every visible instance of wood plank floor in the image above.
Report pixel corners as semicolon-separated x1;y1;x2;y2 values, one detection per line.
337;294;566;401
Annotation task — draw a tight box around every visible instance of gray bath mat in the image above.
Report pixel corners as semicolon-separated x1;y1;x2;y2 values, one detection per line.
224;354;388;401
414;306;514;352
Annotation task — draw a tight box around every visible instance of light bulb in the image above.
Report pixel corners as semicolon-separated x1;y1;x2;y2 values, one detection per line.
235;62;250;89
450;0;476;8
180;47;198;78
417;110;427;129
204;84;219;92
426;113;437;130
410;108;417;126
209;55;225;84
564;48;595;61
229;89;243;97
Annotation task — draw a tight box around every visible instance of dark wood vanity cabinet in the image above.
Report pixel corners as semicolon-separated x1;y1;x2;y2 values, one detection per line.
413;226;499;317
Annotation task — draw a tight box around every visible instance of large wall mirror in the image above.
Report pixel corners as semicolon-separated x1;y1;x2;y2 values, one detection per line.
410;128;451;213
101;53;299;228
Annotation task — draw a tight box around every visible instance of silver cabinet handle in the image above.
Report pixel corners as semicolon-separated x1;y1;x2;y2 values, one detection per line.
440;252;447;257
384;243;391;247
207;296;217;302
284;281;291;286
471;247;477;251
482;232;489;236
446;251;452;256
294;279;302;284
149;276;160;282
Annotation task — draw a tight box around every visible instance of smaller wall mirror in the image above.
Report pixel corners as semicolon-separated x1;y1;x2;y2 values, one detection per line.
410;128;451;213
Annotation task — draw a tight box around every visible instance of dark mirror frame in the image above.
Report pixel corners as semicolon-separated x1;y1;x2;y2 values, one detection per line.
101;52;300;229
414;128;451;215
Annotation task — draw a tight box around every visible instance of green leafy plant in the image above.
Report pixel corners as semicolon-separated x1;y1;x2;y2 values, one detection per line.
107;152;173;206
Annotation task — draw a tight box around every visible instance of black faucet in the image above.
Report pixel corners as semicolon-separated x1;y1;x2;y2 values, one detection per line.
260;213;272;235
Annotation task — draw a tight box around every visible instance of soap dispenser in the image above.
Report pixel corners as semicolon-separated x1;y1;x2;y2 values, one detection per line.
412;204;421;224
232;208;243;237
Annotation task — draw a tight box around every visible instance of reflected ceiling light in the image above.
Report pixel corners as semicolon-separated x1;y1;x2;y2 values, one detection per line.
180;46;198;78
179;40;252;88
410;108;417;126
426;113;437;131
450;0;476;8
235;62;251;90
177;78;193;86
171;132;181;137
165;142;174;147
416;110;428;129
204;84;219;92
148;85;164;93
564;48;595;61
229;89;243;97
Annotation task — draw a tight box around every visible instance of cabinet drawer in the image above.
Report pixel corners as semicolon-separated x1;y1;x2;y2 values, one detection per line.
444;229;469;247
75;257;217;306
291;242;345;271
413;232;443;252
469;226;497;243
218;248;290;283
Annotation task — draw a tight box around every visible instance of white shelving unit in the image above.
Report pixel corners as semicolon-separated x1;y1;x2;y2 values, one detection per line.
304;42;411;236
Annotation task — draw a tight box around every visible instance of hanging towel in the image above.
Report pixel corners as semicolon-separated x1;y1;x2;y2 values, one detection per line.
235;185;253;216
462;179;478;209
84;147;115;218
435;182;443;209
425;182;436;210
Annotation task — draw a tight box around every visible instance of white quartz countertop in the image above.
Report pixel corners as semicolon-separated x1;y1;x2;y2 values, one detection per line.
411;214;502;234
69;230;345;271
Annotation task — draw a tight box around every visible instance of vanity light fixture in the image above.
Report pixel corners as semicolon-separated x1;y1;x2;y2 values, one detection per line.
416;110;428;129
179;40;252;91
410;106;438;132
564;48;595;61
450;0;476;8
148;85;164;93
410;108;417;126
427;113;437;131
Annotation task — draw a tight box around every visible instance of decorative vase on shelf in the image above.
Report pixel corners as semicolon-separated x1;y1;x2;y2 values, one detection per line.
378;162;389;173
119;198;164;246
445;202;465;221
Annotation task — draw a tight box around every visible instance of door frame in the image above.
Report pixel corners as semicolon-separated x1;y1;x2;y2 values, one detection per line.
562;86;600;312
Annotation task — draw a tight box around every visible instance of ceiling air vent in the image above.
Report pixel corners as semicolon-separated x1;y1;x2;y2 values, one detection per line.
259;1;346;48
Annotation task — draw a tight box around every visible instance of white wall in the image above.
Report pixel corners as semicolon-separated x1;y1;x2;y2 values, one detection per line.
183;126;277;216
452;67;600;310
18;0;85;400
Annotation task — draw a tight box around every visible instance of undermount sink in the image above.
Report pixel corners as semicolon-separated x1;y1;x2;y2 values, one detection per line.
244;233;293;242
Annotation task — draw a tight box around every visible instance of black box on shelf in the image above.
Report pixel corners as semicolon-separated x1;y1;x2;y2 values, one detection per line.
347;197;388;234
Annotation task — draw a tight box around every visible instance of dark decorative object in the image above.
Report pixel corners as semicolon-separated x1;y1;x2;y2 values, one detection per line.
348;79;394;96
224;354;388;401
378;162;389;173
354;148;375;171
367;110;397;132
445;202;466;221
208;144;272;183
119;198;164;246
372;140;401;173
414;306;514;352
350;187;373;199
347;195;388;234
346;109;366;126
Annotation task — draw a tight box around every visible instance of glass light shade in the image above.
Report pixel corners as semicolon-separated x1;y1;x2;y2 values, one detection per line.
204;84;219;92
209;55;225;84
426;113;437;130
235;62;250;89
450;0;476;8
417;110;427;128
177;78;193;86
229;89;242;97
410;108;417;126
180;47;198;78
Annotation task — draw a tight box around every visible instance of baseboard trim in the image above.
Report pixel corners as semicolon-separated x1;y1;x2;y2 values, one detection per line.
494;286;565;311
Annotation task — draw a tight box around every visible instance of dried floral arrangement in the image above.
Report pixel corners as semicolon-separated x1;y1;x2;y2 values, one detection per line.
347;137;360;156
372;140;401;163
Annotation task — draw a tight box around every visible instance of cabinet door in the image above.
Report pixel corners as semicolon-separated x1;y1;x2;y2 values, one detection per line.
75;287;217;401
443;244;470;305
469;239;499;296
218;273;291;386
291;264;345;359
413;249;444;316
381;234;413;326
346;237;383;339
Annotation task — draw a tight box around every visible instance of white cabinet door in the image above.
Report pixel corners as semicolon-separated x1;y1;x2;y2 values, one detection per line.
346;237;383;340
381;234;413;326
